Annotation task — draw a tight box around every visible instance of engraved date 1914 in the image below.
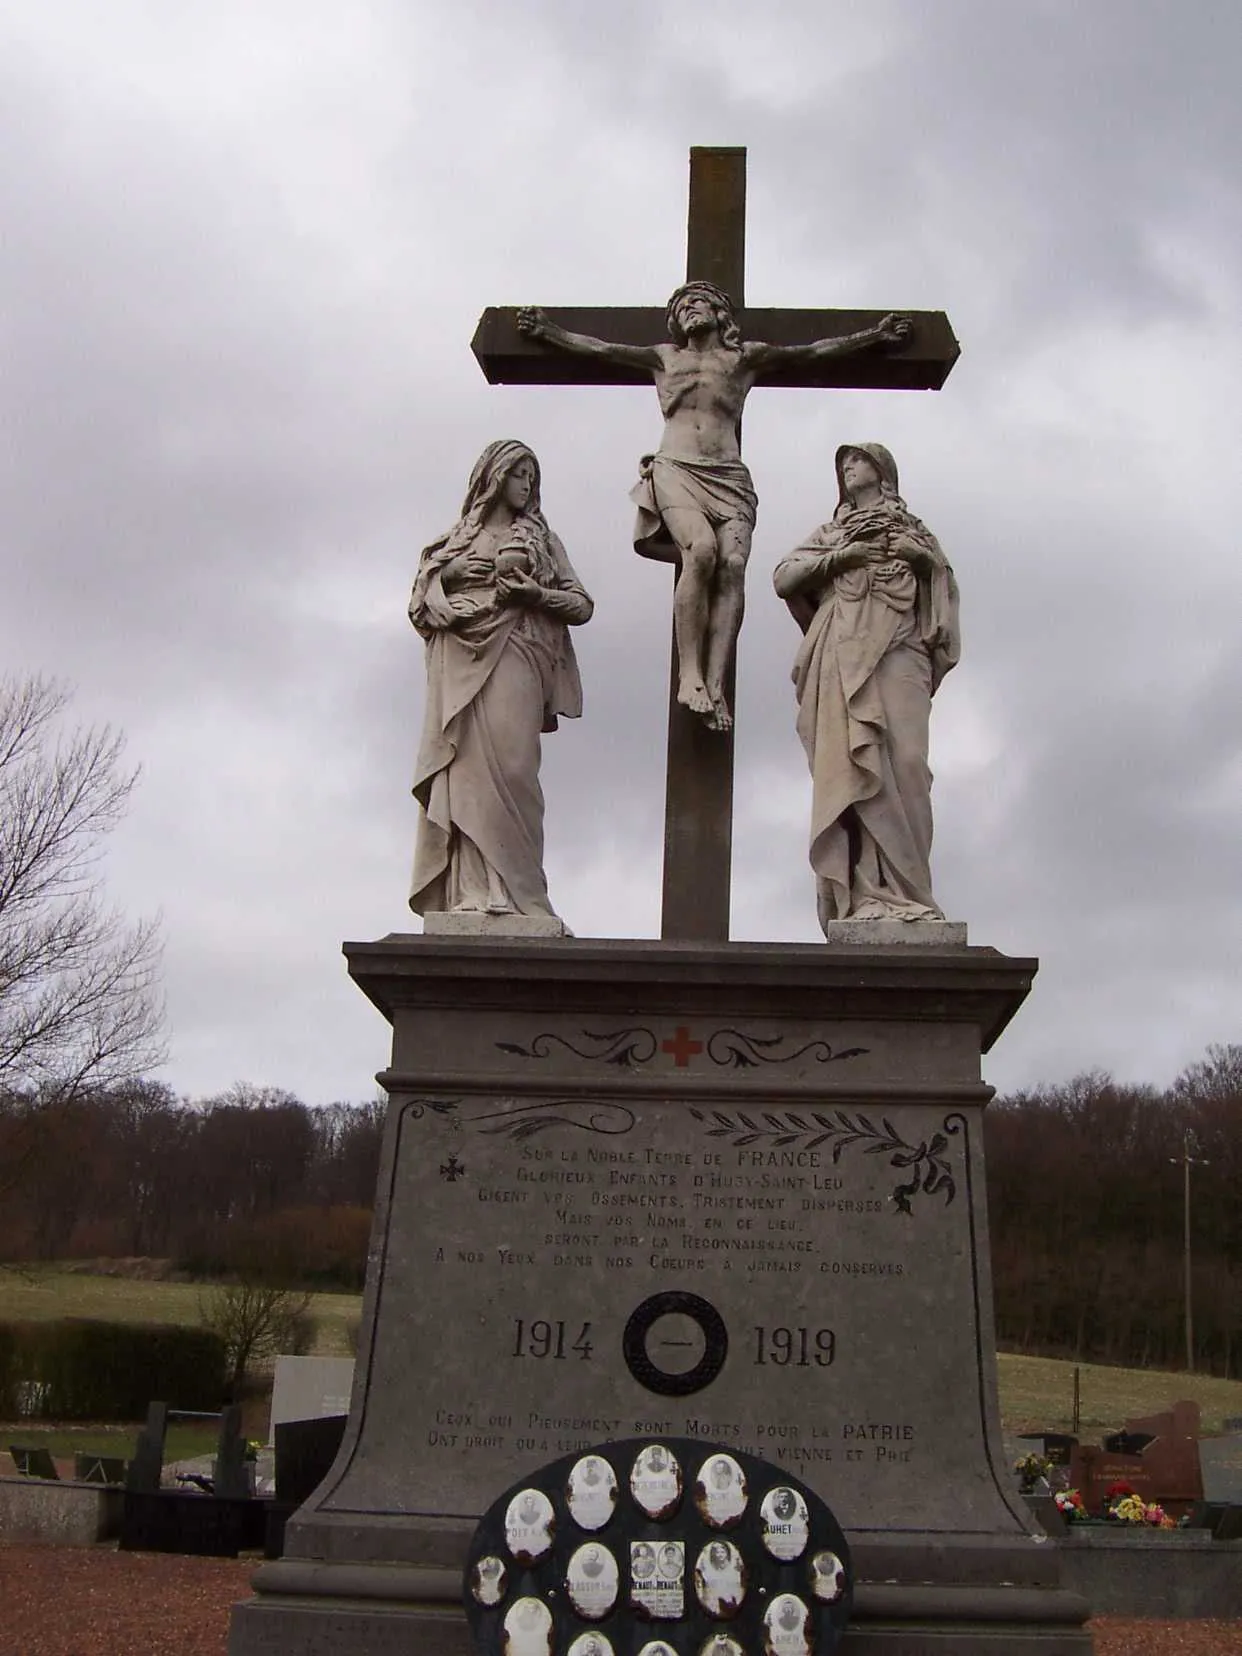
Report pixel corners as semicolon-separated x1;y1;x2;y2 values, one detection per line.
512;1318;594;1360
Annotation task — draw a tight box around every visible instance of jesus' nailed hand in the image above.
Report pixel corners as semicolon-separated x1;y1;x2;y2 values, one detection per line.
517;285;911;732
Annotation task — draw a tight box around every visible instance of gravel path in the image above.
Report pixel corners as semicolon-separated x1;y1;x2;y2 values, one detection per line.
1;1543;1240;1655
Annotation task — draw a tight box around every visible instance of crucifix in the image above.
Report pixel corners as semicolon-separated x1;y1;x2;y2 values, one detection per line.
471;147;958;945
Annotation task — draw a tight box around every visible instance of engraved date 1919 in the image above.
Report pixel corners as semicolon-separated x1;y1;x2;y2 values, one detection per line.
512;1318;594;1360
754;1326;836;1366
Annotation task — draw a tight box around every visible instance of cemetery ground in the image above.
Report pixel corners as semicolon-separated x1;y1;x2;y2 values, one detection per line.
0;1548;1239;1656
3;1266;1241;1651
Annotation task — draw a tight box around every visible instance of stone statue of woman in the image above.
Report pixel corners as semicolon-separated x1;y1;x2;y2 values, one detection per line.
409;439;592;927
773;443;959;932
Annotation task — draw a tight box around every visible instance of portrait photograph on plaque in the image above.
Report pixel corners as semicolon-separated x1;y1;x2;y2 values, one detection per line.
694;1452;748;1528
698;1635;744;1656
470;1552;507;1607
504;1488;555;1563
566;1453;618;1531
810;1548;848;1603
501;1595;554;1656
694;1537;746;1618
764;1592;814;1656
567;1631;615;1656
565;1541;620;1620
629;1442;683;1519
760;1485;810;1561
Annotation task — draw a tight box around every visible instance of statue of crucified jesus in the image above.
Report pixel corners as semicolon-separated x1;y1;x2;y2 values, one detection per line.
518;283;911;732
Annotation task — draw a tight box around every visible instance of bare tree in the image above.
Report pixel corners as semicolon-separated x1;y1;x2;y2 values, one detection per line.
199;1280;316;1395
0;674;165;1110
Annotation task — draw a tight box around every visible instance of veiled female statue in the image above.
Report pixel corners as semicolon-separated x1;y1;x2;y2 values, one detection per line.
773;443;959;931
409;439;592;922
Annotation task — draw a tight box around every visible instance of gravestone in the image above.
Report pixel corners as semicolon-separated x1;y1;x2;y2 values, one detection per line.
8;1444;59;1480
274;1415;347;1507
1200;1428;1242;1507
1070;1400;1204;1517
270;1355;355;1430
125;1400;167;1493
214;1402;253;1500
74;1453;127;1485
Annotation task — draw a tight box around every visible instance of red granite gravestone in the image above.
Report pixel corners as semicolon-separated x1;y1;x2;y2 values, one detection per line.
1070;1400;1204;1518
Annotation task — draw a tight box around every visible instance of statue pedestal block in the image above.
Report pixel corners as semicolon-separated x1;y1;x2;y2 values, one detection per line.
229;936;1091;1655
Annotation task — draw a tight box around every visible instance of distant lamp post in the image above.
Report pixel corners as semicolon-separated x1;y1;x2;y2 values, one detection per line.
1170;1128;1206;1372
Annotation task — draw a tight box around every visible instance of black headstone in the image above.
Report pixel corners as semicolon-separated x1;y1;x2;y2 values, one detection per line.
126;1400;168;1493
75;1453;127;1485
213;1401;251;1500
273;1414;347;1506
8;1444;59;1480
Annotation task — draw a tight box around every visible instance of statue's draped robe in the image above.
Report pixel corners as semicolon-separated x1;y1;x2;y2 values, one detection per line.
776;500;959;926
630;452;758;564
409;529;590;917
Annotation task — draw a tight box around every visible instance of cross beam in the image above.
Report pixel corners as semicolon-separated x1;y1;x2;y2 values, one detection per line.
471;306;959;390
472;147;958;944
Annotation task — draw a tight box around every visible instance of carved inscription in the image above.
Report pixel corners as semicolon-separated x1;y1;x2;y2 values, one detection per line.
391;1093;952;1511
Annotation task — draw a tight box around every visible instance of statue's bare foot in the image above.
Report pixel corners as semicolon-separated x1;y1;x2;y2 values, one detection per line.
705;688;732;732
678;680;714;719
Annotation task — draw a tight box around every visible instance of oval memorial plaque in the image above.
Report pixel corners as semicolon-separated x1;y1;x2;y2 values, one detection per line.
504;1488;555;1564
763;1592;813;1656
694;1451;747;1528
565;1542;619;1620
693;1537;746;1618
760;1485;809;1561
501;1596;553;1656
567;1636;614;1656
629;1442;682;1519
566;1453;618;1532
469;1552;507;1607
809;1548;848;1603
569;1629;619;1656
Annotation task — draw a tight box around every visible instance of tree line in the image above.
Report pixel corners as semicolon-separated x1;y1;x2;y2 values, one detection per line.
2;1048;1239;1374
985;1044;1242;1377
0;1082;383;1287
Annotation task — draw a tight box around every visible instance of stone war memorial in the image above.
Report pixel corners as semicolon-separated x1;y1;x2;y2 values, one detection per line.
229;150;1092;1654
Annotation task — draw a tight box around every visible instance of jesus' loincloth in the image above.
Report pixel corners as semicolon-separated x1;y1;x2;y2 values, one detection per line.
629;452;758;564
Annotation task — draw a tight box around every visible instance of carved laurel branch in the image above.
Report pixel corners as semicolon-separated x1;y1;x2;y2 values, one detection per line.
690;1107;958;1215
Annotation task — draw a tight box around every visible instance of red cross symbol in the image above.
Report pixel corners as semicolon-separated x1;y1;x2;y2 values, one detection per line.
662;1025;703;1068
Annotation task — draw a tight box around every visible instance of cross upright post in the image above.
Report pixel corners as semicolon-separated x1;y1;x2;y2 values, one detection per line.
660;146;747;944
471;147;959;946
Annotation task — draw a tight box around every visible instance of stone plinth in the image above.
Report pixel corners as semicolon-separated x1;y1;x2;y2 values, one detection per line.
229;936;1090;1655
0;1476;123;1545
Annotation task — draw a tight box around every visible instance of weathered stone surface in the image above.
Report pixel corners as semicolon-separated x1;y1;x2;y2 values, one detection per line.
821;920;967;947
422;911;569;939
230;935;1089;1654
1058;1532;1242;1618
0;1476;123;1544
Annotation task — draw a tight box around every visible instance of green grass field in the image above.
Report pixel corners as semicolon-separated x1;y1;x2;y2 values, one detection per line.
0;1266;360;1355
2;1267;1240;1440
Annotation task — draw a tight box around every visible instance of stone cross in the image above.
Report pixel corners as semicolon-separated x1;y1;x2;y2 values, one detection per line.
472;147;958;944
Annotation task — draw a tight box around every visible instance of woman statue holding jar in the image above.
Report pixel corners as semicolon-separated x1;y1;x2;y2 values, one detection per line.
409;439;592;925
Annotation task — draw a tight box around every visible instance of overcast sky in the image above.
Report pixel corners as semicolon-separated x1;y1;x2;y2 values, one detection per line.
3;0;1239;1105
